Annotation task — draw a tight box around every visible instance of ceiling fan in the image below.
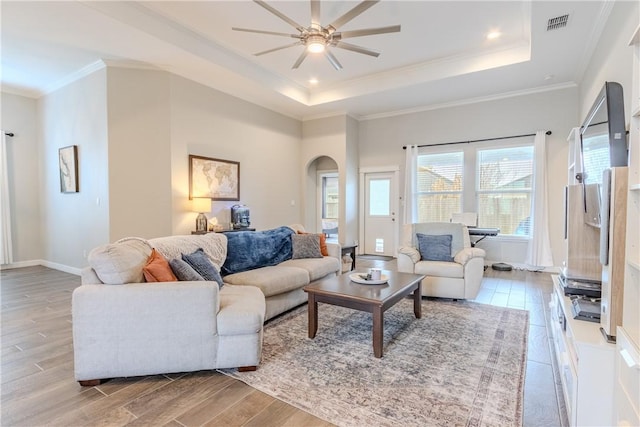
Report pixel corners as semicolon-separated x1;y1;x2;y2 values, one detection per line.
232;0;400;70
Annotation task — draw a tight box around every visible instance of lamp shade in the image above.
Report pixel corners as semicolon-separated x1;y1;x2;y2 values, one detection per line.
192;198;211;213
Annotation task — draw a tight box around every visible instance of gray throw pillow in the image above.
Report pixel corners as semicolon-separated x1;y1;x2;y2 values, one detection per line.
291;233;323;259
182;248;225;289
416;233;454;262
169;258;205;281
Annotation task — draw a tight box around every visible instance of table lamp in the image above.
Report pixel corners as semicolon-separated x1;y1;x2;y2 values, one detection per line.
192;198;211;232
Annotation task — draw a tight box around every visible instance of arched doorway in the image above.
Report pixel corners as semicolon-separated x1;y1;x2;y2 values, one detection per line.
307;156;339;242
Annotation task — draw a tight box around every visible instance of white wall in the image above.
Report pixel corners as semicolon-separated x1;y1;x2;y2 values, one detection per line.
38;68;110;271
106;67;173;240
168;75;302;233
579;0;638;122
344;115;359;246
359;88;579;267
1;92;42;265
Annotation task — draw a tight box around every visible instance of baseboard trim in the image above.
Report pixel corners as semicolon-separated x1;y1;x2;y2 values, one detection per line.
41;260;82;276
1;259;81;276
0;259;42;270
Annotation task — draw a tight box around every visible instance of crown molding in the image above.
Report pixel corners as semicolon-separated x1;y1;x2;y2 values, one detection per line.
43;60;106;96
359;81;578;121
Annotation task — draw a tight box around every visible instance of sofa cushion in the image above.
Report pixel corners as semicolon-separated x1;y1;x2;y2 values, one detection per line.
222;226;295;275
182;248;224;289
143;249;178;283
414;260;464;278
88;237;152;285
169;259;205;282
291;233;322;259
416;233;454;262
223;266;309;297
280;257;341;281
217;285;265;336
150;233;227;271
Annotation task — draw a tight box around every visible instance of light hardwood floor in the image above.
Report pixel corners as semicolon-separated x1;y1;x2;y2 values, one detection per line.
1;261;567;426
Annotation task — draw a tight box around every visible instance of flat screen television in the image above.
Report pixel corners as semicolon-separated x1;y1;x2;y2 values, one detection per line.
579;81;627;227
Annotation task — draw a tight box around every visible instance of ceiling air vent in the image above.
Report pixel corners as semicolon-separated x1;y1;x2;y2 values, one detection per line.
547;14;569;31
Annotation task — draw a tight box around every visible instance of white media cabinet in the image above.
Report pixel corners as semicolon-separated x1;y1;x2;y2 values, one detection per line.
548;275;615;426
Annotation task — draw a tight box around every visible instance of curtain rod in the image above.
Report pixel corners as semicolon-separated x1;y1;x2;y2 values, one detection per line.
402;130;552;149
4;132;14;137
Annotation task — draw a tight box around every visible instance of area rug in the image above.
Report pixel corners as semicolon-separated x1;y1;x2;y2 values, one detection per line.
220;299;529;427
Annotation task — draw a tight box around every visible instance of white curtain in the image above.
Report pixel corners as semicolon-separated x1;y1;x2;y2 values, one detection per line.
403;145;419;225
1;132;13;265
526;130;553;267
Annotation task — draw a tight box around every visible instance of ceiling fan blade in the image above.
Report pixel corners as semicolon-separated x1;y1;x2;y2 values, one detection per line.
310;0;321;25
255;42;302;56
324;50;343;70
334;41;379;57
338;25;401;39
254;0;305;32
232;27;300;38
292;50;309;69
328;0;379;31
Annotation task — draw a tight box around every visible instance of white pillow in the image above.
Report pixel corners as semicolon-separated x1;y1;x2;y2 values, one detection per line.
88;237;152;284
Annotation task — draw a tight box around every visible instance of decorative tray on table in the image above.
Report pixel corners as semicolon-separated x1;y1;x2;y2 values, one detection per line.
349;273;388;285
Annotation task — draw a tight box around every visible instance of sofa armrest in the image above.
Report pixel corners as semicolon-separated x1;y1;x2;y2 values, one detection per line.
397;246;421;273
72;281;220;380
453;247;485;265
73;281;220;332
326;242;341;260
81;267;103;284
398;246;421;263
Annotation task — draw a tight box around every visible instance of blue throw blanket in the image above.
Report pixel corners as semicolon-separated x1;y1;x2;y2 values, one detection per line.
221;226;294;275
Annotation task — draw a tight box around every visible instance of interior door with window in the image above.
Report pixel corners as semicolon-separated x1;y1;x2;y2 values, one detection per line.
364;172;396;256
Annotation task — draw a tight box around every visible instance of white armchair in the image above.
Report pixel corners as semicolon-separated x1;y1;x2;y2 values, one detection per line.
397;222;485;299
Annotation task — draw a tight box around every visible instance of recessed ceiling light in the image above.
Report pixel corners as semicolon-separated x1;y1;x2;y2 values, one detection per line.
487;31;501;40
309;78;319;85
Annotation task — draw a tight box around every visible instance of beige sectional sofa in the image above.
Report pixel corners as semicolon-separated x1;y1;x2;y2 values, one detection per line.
73;226;340;385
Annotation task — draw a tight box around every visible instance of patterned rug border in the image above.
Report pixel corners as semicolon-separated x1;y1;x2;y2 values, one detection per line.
221;299;529;427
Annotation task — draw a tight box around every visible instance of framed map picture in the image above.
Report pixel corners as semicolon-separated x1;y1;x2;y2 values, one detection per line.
59;145;78;193
189;155;240;201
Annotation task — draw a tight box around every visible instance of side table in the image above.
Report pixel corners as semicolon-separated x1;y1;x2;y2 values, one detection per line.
340;244;357;271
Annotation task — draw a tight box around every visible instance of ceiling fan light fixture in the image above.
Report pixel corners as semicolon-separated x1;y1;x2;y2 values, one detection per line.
234;0;401;69
306;35;327;53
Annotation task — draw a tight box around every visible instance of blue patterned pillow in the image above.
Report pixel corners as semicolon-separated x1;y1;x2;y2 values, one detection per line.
169;258;204;282
182;248;224;289
416;233;454;262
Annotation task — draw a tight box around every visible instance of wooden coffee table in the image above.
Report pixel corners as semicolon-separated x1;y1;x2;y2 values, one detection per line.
303;270;425;358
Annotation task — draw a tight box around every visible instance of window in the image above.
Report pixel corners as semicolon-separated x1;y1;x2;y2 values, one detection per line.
321;174;339;219
477;146;533;235
410;141;535;237
416;152;463;222
369;179;390;216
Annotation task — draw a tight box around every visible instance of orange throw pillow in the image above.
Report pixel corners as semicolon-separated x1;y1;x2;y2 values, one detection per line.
143;249;178;282
297;231;328;256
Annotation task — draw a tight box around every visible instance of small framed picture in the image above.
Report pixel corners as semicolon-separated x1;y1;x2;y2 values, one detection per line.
189;155;240;201
59;145;78;193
